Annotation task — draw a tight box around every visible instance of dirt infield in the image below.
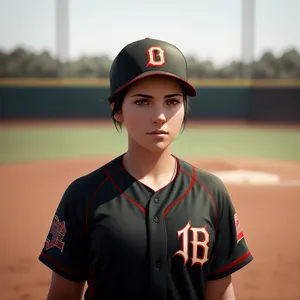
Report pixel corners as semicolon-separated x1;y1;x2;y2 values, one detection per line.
1;156;300;300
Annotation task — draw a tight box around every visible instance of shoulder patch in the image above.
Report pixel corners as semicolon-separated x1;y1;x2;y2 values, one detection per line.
234;213;245;243
45;215;67;252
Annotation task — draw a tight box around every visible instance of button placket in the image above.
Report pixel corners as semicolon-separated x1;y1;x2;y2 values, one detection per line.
147;192;167;300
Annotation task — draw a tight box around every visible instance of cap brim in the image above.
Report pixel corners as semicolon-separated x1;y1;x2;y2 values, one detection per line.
114;70;197;97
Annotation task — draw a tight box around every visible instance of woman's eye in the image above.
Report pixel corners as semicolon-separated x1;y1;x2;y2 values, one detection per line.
134;99;149;105
134;99;180;106
166;99;180;105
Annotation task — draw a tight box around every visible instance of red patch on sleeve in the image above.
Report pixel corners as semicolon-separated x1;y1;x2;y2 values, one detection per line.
45;215;67;252
234;213;244;243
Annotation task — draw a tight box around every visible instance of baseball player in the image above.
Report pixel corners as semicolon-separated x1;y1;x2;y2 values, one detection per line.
39;38;253;300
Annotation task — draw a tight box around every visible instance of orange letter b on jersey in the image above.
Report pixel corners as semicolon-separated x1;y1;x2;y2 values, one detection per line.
146;46;166;67
173;220;210;268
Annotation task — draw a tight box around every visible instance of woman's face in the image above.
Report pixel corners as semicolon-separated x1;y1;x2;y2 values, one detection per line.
114;75;186;153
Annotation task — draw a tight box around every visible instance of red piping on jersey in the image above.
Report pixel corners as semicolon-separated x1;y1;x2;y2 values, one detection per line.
164;165;196;219
85;168;124;233
40;251;82;277
179;170;219;232
104;166;146;215
85;177;109;233
211;251;252;276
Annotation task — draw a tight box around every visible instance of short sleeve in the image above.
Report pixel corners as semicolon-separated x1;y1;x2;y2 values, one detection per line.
208;182;253;280
38;179;89;282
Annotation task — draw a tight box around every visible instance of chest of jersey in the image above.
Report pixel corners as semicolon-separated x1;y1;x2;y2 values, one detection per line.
87;167;217;296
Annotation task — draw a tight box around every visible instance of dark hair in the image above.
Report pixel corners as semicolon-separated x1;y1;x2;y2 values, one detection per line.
108;84;191;132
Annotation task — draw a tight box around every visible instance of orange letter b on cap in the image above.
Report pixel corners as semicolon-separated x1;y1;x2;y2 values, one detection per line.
146;46;166;67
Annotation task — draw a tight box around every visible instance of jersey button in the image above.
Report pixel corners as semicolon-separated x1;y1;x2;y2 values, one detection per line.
154;197;160;203
155;261;161;270
153;216;159;223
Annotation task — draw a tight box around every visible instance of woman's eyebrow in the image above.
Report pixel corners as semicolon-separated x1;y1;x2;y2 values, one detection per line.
130;93;182;98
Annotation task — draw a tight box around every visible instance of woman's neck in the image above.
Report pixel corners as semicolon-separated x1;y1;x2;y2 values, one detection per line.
122;142;177;190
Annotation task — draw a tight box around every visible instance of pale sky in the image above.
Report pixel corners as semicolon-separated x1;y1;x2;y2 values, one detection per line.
0;0;299;66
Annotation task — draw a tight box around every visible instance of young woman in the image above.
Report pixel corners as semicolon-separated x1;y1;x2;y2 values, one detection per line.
39;38;253;300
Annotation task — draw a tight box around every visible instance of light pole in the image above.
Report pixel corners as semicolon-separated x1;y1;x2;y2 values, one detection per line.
55;0;70;77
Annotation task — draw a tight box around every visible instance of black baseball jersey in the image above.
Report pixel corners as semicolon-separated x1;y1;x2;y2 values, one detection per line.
39;154;253;300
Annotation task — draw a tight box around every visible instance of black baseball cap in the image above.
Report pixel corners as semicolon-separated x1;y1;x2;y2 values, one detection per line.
109;38;197;97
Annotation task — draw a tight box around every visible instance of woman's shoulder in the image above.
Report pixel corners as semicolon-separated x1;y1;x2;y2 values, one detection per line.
62;155;124;200
177;157;229;195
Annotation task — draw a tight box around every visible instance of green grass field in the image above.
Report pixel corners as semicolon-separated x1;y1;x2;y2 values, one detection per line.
1;125;300;164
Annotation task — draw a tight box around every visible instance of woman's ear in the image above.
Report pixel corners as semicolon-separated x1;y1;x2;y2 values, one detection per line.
114;112;123;123
111;102;123;123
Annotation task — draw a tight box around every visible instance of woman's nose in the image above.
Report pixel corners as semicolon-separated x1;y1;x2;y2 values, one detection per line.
152;110;167;124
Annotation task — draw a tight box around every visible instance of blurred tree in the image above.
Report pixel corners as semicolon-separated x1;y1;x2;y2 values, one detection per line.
27;51;57;77
1;46;299;79
253;61;275;78
217;61;243;78
253;51;280;78
70;56;95;77
6;47;29;77
68;55;111;77
0;50;7;77
279;49;300;78
95;55;112;77
186;56;216;78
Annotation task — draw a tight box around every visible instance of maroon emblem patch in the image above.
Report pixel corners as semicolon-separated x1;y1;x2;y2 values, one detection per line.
234;213;245;243
45;215;67;252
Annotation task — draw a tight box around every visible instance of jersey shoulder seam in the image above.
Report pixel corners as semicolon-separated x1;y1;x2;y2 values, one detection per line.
179;159;221;231
83;157;125;233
